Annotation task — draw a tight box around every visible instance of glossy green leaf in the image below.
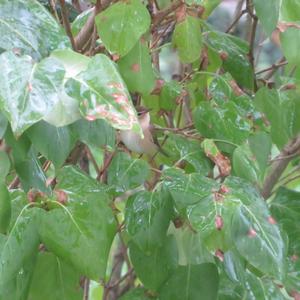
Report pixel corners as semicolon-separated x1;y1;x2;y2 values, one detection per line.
38;166;116;280
65;54;141;133
159;263;219;300
118;40;156;95
129;236;178;291
280;26;300;66
0;0;69;58
206;32;254;89
0;151;10;182
271;188;300;254
28;252;83;300
163;168;219;208
253;0;280;36
172;16;202;63
0;52;65;136
27;121;77;168
95;0;151;56
165;133;212;175
107;152;149;193
194;101;251;145
71;119;115;149
281;0;300;22
0;207;40;298
230;194;286;279
125;190;173;253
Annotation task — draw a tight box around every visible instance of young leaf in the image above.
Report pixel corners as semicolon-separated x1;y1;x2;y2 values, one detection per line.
95;0;151;56
172;16;202;63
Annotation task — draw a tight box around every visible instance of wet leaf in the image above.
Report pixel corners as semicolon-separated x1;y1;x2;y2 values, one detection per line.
95;0;151;56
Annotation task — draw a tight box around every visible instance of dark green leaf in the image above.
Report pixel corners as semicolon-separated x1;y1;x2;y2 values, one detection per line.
129;236;177;291
119;288;154;300
125;190;173;253
194;101;251;145
0;151;10;182
28;252;83;300
172;16;202;63
0;0;70;58
95;0;151;56
0;52;65;136
118;40;156;95
206;32;254;89
159;263;219;300
280;26;300;66
163;168;219;208
159;81;182;111
71;119;115;149
107;152;149;193
38;166;116;280
27;121;77;168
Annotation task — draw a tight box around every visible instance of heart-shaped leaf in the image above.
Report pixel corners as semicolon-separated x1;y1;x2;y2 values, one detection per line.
38;166;117;279
65;54;141;133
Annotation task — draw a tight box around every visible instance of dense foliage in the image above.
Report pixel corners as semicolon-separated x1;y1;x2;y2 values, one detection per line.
0;0;300;299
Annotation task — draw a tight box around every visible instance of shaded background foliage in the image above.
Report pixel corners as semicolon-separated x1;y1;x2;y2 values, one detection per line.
0;0;300;299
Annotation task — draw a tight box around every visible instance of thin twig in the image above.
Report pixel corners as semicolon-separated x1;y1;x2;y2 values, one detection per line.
256;60;288;75
226;9;246;33
59;0;77;50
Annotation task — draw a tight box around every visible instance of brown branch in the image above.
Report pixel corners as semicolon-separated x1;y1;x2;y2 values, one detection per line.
59;0;77;50
261;135;300;199
226;9;246;33
256;60;288;75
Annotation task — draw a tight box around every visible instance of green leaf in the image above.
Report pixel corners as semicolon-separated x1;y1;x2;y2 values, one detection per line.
271;187;300;254
95;0;151;56
233;144;259;183
27;121;77;168
0;183;11;234
65;54;141;133
0;207;40;297
228;187;286;279
206;32;254;89
253;0;280;36
162;168;219;209
38;166;117;280
172;16;202;63
281;0;300;22
107;152;150;193
28;252;83;300
71;8;93;36
118;40;156;95
194;101;251;145
254;87;291;148
119;288;154;300
159;81;182;111
0;151;10;182
159;263;219;300
71;119;115;149
0;0;70;58
165;133;212;175
280;26;300;66
0;52;65;136
125;190;173;253
129;236;178;291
